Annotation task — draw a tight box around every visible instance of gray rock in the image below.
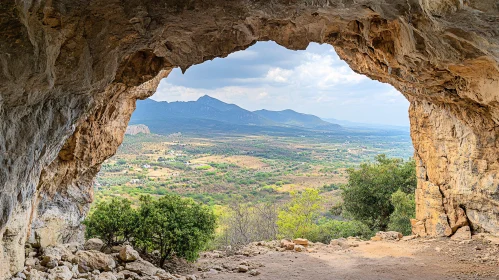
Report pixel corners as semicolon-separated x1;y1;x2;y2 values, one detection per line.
75;251;116;272
237;265;249;273
125;259;159;276
84;239;105;251
48;266;73;280
118;245;140;262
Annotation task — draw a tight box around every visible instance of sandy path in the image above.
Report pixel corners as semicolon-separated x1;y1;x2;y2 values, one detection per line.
194;239;499;280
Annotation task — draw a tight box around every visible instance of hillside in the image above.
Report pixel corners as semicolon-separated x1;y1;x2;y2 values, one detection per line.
130;96;343;135
254;109;340;130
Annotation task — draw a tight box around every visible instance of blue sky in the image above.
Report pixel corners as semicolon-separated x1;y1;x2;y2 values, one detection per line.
151;41;410;126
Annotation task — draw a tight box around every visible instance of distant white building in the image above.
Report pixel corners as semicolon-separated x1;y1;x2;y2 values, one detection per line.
142;164;151;169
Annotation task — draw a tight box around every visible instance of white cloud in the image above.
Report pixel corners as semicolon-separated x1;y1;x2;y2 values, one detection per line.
265;68;293;83
151;42;410;126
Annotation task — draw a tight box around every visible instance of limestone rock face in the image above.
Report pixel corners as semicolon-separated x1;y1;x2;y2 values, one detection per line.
125;124;151;135
0;0;498;278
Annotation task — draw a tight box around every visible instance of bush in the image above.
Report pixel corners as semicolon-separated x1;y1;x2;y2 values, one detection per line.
388;189;415;235
83;198;138;246
215;201;279;249
277;189;323;239
135;195;216;266
84;195;216;266
313;220;372;243
341;155;416;231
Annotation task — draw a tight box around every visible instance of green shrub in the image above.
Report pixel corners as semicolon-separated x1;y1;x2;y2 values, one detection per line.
388;189;415;235
83;198;138;246
135;195;216;266
84;195;216;266
313;220;372;243
277;189;322;239
341;154;416;231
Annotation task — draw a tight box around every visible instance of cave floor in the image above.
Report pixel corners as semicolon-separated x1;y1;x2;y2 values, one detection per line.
191;237;499;280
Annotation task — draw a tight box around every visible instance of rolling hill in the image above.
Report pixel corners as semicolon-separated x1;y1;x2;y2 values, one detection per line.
130;96;342;135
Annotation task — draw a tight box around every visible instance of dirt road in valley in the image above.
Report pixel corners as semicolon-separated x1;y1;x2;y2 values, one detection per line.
192;238;499;280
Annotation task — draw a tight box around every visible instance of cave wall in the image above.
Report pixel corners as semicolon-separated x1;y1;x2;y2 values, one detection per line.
0;0;498;278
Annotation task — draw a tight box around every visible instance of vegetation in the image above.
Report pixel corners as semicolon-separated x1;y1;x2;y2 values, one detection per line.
91;125;415;258
215;200;279;249
83;198;137;246
387;189;416;235
313;219;372;243
84;195;216;266
277;189;323;239
135;195;216;266
340;154;416;231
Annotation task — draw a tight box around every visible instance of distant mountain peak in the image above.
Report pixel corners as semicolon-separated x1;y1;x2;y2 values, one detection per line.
131;96;342;132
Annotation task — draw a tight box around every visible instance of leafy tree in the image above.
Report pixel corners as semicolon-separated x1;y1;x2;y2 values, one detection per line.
388;189;415;235
341;155;416;231
135;195;216;266
277;188;323;239
83;198;138;246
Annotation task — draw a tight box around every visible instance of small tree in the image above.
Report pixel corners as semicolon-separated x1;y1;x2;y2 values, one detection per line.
388;189;415;235
135;195;216;266
341;155;416;231
83;198;138;246
277;188;323;239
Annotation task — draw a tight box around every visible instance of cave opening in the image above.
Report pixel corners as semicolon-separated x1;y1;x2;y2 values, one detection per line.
92;41;415;262
3;0;499;277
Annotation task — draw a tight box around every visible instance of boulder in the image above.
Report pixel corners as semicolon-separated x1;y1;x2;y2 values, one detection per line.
293;238;308;247
125;259;159;276
451;226;472;241
280;239;295;250
26;270;48;280
237;265;249;273
64;242;83;254
75;251;116;272
84;238;104;251
249;269;261;276
118;245;140;262
47;266;72;280
371;231;403;241
294;245;305;252
98;272;118;280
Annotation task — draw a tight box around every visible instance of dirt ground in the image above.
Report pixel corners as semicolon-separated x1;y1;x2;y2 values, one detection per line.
190;237;499;280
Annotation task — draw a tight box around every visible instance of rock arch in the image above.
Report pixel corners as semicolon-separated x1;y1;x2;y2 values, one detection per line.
1;0;498;277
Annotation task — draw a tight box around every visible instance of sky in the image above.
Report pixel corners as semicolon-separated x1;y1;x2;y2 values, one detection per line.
151;41;410;126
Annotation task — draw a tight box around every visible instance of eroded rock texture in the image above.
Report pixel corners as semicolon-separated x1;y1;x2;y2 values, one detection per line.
0;0;498;278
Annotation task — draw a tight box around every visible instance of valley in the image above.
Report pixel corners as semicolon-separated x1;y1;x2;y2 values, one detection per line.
95;125;412;208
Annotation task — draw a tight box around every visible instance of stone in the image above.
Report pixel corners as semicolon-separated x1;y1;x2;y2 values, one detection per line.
25;270;49;280
294;245;305;252
47;266;73;280
237;265;249;273
75;251;116;272
118;245;140;262
451;226;472;241
293;238;309;247
64;243;83;254
280;239;295;250
97;272;117;280
249;269;261;276
125;259;159;276
84;239;104;251
372;231;403;241
116;270;140;280
1;1;499;278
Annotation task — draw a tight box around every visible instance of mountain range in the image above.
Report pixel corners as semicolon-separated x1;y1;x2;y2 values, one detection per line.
131;96;341;133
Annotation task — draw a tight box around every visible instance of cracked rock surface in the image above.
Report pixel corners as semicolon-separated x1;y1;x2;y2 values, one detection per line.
0;0;498;278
